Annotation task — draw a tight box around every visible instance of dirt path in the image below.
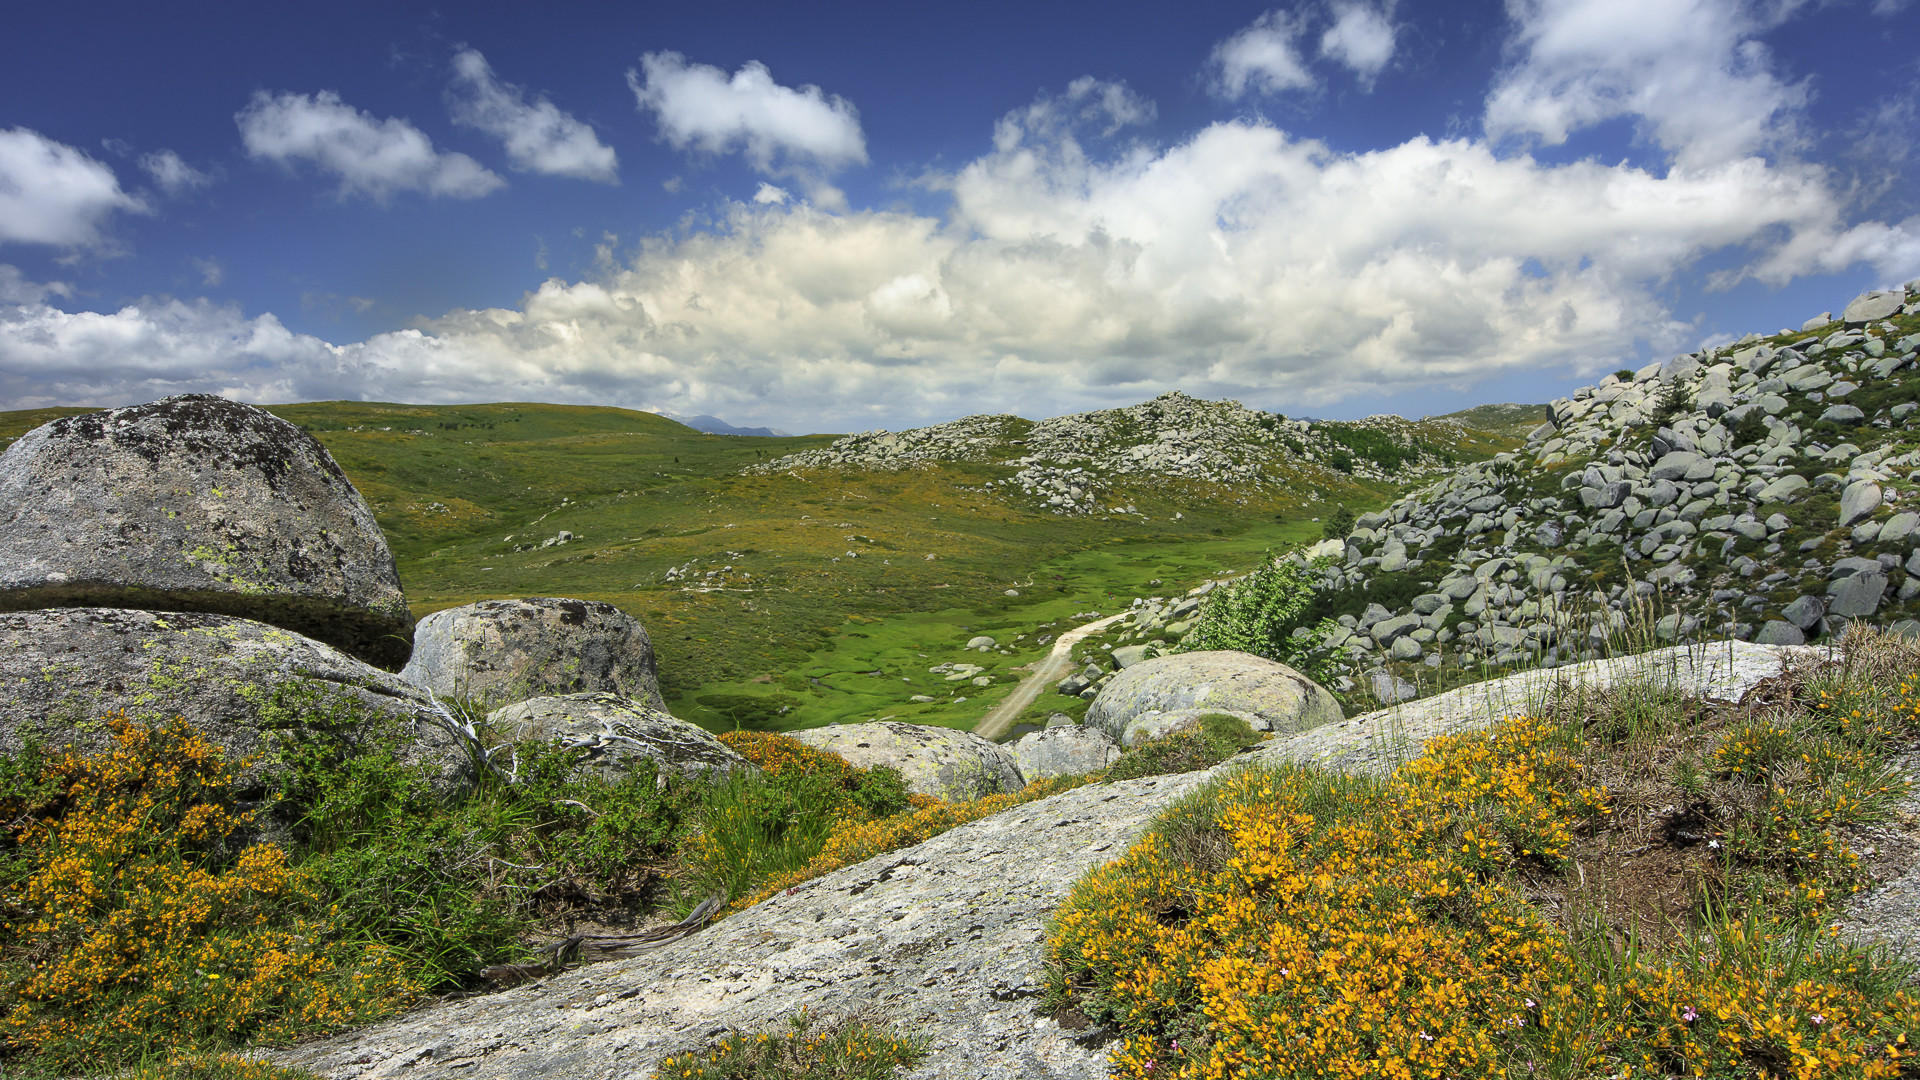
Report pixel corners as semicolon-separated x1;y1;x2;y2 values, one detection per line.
974;612;1132;742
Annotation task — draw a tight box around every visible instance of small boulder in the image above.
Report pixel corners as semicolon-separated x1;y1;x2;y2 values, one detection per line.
0;396;409;666
1839;481;1883;527
1010;725;1121;779
1085;650;1343;745
0;607;468;795
1752;621;1805;646
485;693;752;783
789;722;1024;799
402;597;664;710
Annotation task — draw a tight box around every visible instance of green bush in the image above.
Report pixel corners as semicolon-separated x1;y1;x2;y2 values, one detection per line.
1106;713;1259;782
1178;560;1340;683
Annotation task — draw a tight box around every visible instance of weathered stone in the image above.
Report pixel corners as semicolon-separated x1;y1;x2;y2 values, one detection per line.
1828;571;1888;618
0;607;467;799
1109;644;1155;668
1753;621;1805;646
1821;404;1867;425
1840;481;1884;527
0;396;409;666
790;722;1024;799
1010;725;1121;779
1650;451;1703;481
1782;595;1826;630
1842;290;1905;325
1085;651;1342;745
1118;707;1270;748
485;693;752;783
1883;513;1919;547
965;635;997;650
1757;475;1810;503
402;598;663;710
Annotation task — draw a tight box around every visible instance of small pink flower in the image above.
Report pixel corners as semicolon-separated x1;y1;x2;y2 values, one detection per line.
1682;1006;1698;1022
1812;1014;1826;1025
1419;1031;1434;1042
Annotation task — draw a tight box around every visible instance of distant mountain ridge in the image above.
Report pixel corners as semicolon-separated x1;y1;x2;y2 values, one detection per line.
665;413;790;437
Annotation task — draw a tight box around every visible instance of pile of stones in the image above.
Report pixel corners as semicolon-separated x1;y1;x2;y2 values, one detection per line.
1269;284;1920;697
750;391;1470;515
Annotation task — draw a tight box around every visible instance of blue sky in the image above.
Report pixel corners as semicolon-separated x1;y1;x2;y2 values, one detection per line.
1;0;1916;432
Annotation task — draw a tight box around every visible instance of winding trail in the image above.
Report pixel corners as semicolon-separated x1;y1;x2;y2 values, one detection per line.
974;611;1132;741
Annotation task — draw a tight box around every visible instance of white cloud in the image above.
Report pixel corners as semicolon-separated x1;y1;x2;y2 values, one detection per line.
446;48;618;183
1320;2;1397;86
1484;0;1810;169
0;128;147;247
753;183;790;205
11;96;1895;430
191;256;223;286
1210;10;1316;99
236;90;505;202
627;51;866;205
139;149;214;196
0;265;71;305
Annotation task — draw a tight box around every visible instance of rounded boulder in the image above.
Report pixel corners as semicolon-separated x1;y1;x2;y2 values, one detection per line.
0;396;409;667
789;721;1025;800
1010;724;1121;780
1085;650;1343;745
486;692;753;783
0;607;469;795
402;597;664;710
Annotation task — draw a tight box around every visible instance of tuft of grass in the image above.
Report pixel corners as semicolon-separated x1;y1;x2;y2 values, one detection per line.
1104;713;1261;782
655;1009;926;1080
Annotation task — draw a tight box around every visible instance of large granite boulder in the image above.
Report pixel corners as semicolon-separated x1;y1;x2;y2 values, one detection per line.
789;721;1025;799
1010;724;1121;779
402;598;664;710
485;693;753;784
0;395;409;667
1085;650;1343;745
0;607;469;795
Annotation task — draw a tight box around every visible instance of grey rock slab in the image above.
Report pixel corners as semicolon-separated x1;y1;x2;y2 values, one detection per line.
1753;621;1805;646
270;771;1214;1080
0;607;468;798
485;693;753;783
1085;650;1343;745
0;395;409;666
1882;512;1919;546
1821;404;1867;425
790;722;1025;799
1757;475;1810;503
1109;644;1155;668
1011;725;1121;779
1783;594;1827;629
402;598;664;711
1827;571;1889;618
1650;451;1704;481
1240;642;1822;777
1840;480;1884;527
1843;290;1906;325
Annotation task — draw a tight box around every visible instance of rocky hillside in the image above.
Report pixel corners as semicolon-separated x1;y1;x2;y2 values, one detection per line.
748;391;1500;515
1270;283;1920;699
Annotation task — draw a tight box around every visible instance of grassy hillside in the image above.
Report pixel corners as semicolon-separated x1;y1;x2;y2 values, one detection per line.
0;398;1524;734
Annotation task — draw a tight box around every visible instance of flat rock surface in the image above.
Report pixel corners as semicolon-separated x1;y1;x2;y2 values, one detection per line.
269;771;1212;1080
790;721;1025;799
0;607;468;793
1241;641;1827;776
0;396;409;667
403;598;665;710
486;693;753;782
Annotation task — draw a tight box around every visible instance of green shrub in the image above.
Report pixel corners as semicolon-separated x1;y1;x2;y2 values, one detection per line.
1105;713;1258;781
1178;560;1340;683
656;1009;926;1079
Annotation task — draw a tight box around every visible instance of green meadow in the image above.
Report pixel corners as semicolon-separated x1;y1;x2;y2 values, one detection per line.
0;399;1529;736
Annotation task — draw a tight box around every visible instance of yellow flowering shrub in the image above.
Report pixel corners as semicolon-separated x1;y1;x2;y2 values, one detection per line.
1047;715;1918;1079
0;716;416;1068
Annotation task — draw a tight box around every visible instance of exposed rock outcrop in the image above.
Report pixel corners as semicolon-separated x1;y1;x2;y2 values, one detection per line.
402;598;664;710
0;395;409;666
0;607;468;793
1010;724;1121;779
788;721;1025;799
485;693;753;783
1084;650;1343;744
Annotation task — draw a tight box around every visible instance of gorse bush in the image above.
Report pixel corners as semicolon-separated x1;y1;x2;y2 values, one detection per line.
1045;647;1920;1080
0;716;415;1070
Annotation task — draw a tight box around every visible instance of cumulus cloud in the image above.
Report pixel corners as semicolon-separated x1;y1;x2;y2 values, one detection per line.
0;265;71;305
1210;10;1316;99
447;48;619;183
236;90;505;202
1320;2;1397;86
1484;0;1811;169
12;90;1900;430
139;149;215;196
628;51;866;205
0;128;147;247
